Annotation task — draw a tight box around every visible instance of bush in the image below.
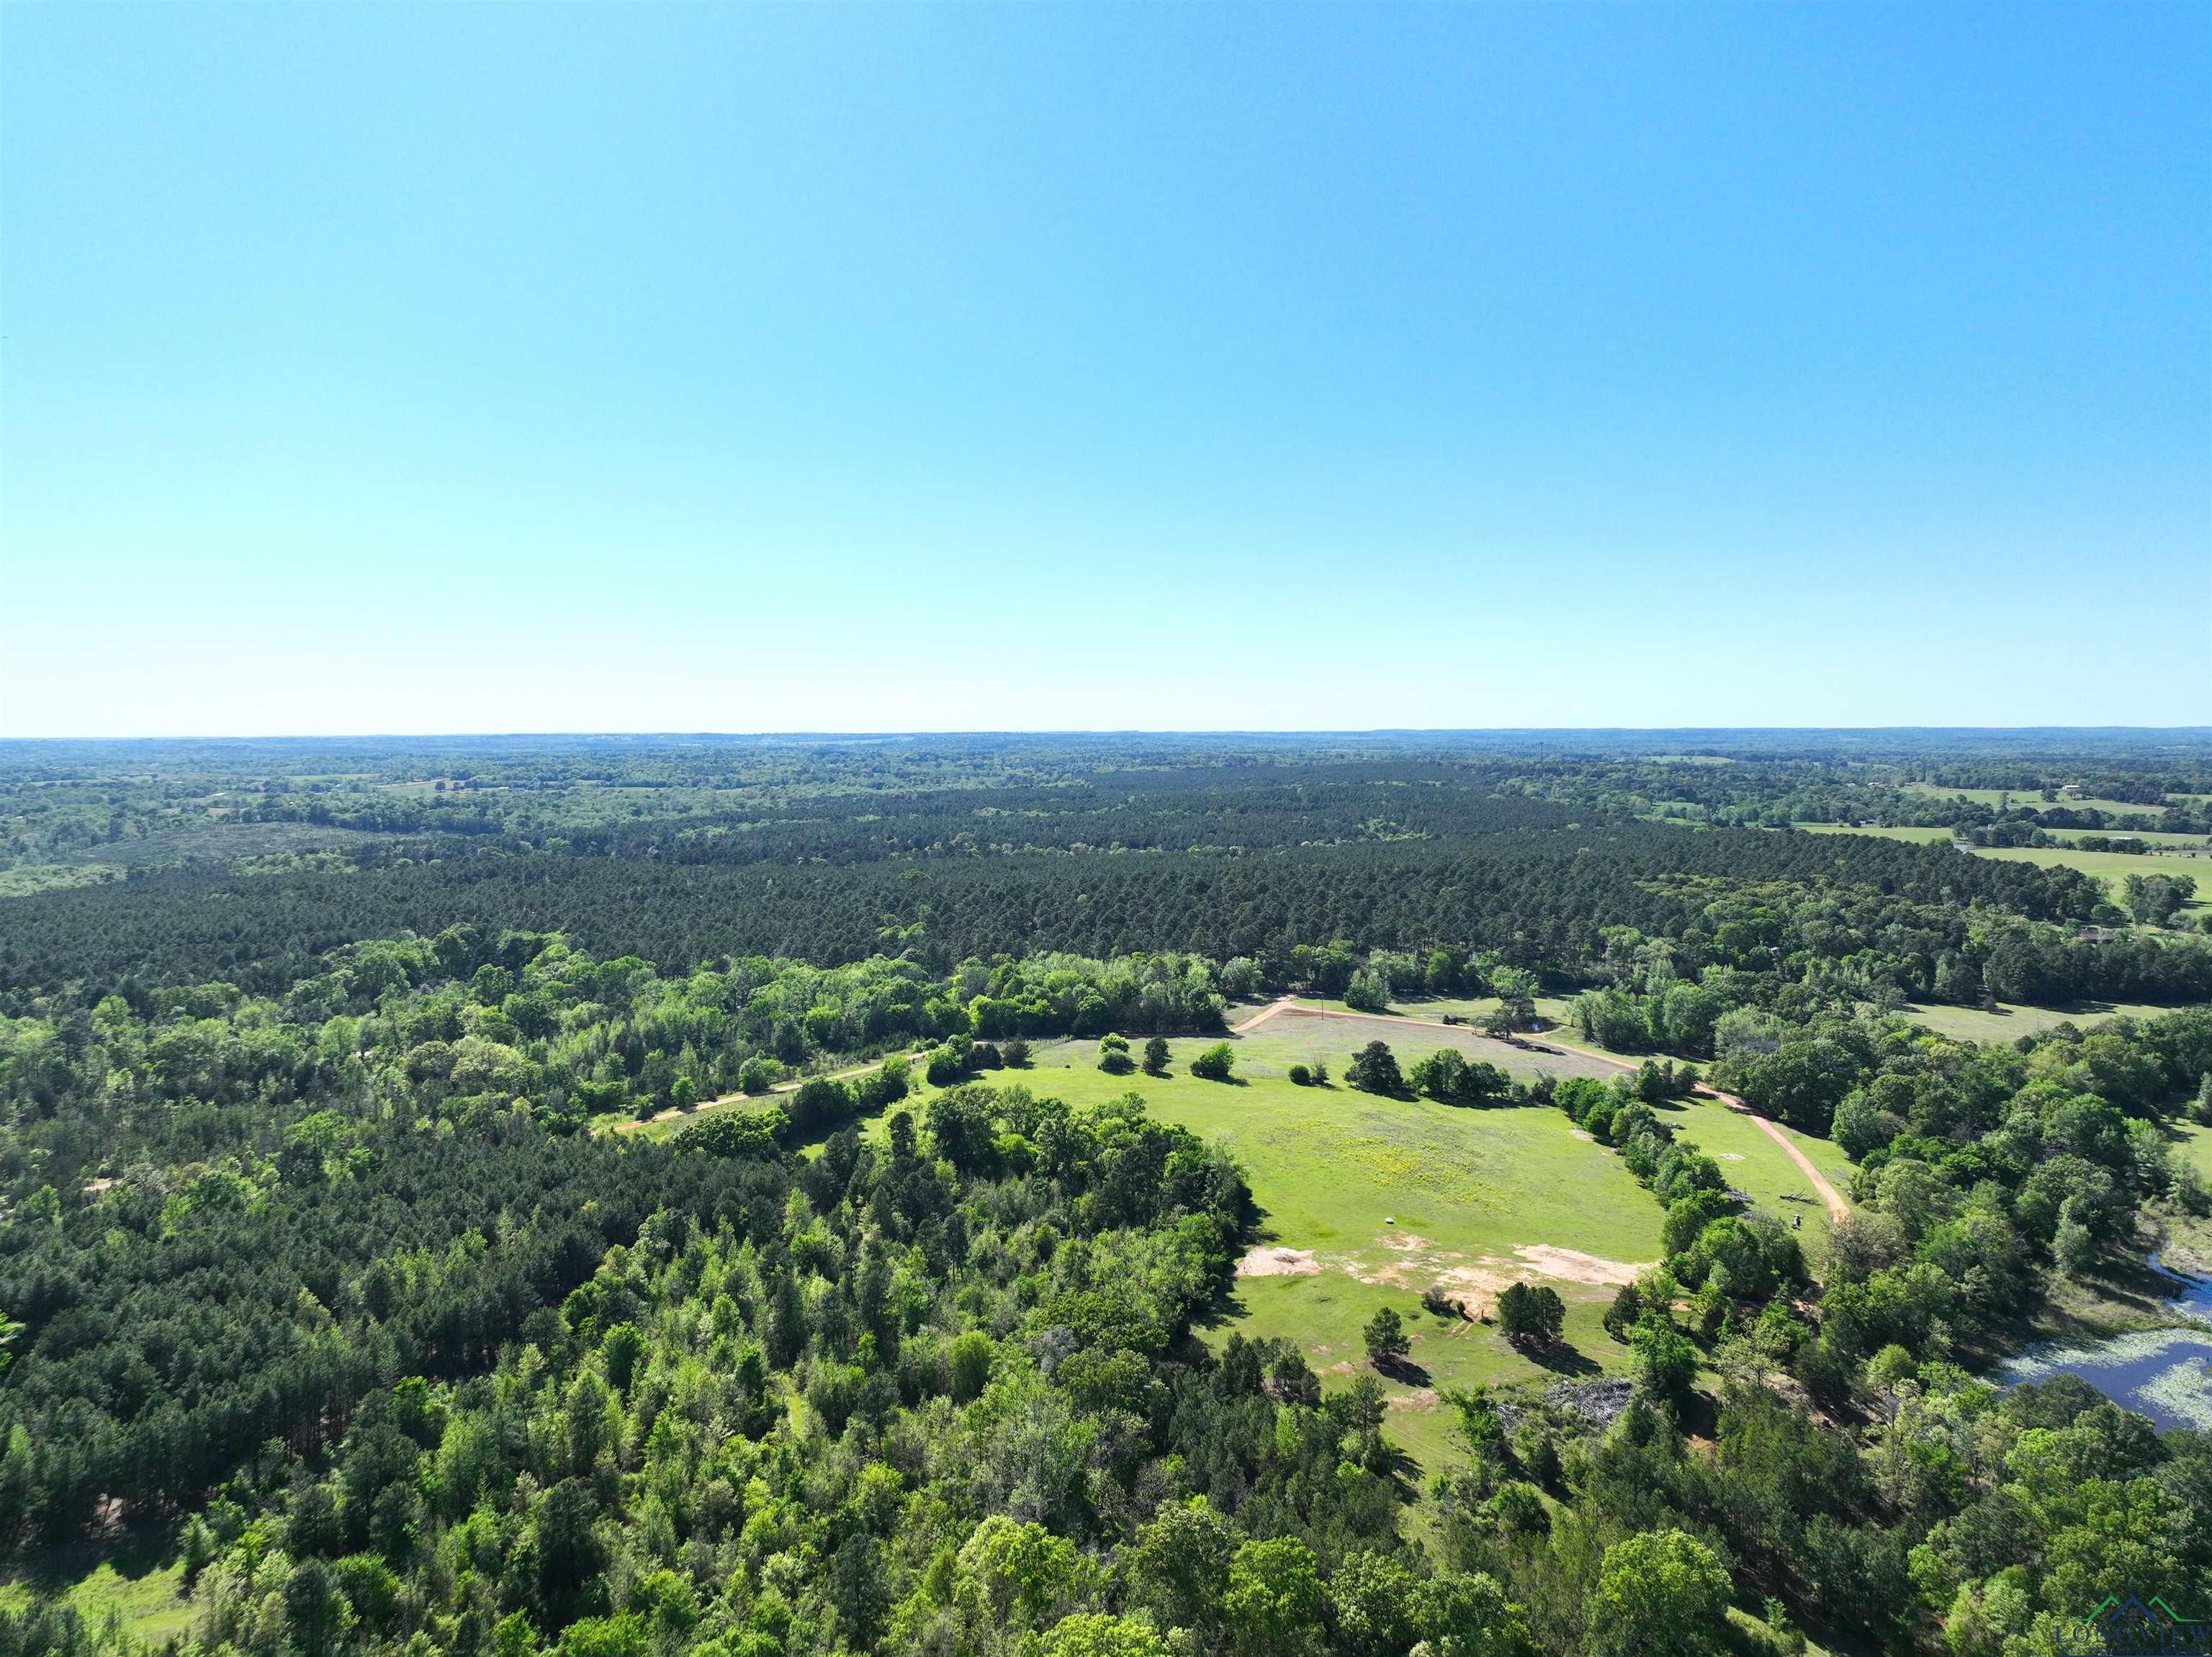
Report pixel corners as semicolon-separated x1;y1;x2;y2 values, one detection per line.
1287;1063;1313;1087
1143;1036;1171;1075
1097;1033;1133;1074
737;1056;782;1095
1188;1043;1235;1082
1001;1036;1031;1067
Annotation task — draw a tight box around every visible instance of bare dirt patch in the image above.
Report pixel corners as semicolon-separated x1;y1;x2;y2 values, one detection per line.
1387;1387;1441;1411
1570;1129;1596;1143
1512;1245;1645;1285
1238;1245;1321;1278
1382;1232;1434;1252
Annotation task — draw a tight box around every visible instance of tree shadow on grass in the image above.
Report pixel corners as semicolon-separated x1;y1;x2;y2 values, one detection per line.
1514;1339;1602;1378
1373;1354;1432;1387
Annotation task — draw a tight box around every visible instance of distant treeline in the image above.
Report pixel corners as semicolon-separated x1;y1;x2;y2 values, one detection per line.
0;825;2106;1006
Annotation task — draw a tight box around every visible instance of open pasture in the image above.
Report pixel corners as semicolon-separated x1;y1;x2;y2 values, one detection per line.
1897;783;2188;817
1970;843;2212;914
1899;999;2188;1043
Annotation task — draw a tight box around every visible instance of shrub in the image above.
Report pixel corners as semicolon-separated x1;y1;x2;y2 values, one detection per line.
1143;1037;1171;1075
1002;1036;1031;1067
1097;1033;1133;1074
737;1056;782;1095
1287;1063;1313;1087
1188;1043;1235;1082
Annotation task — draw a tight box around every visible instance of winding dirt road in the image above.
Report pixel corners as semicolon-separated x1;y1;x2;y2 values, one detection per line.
1228;997;1852;1223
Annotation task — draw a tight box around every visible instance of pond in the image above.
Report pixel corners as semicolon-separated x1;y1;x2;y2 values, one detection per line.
1992;1254;2212;1432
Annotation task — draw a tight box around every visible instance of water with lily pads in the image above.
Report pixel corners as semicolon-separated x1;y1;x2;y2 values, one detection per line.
1993;1254;2212;1431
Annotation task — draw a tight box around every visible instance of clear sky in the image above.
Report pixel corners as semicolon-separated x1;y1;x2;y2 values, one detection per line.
3;4;2207;737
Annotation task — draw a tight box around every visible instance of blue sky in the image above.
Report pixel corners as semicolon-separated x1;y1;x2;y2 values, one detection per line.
4;4;2206;735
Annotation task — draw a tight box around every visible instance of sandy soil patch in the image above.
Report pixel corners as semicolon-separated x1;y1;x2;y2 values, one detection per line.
1717;1152;1746;1162
1570;1129;1596;1143
1512;1245;1645;1285
1238;1246;1321;1278
1387;1388;1441;1411
1383;1232;1434;1252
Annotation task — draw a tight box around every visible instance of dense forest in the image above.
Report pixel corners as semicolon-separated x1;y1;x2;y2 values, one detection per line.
4;734;2211;1657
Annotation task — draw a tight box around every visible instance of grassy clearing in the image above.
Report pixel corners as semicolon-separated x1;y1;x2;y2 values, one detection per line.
1657;1093;1851;1264
1900;1000;2188;1043
1796;823;1954;845
0;1548;192;1645
2175;1122;2212;1185
1897;783;2185;816
698;1028;1671;1482
1969;844;2212;915
639;1001;1863;1478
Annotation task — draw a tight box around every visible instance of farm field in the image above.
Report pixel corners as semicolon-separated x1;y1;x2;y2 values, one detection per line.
1797;822;1954;845
1972;843;2212;914
1897;783;2194;816
1899;999;2188;1043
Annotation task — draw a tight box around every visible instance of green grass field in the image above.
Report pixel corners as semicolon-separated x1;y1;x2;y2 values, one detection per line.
981;1036;1661;1474
1897;783;2190;817
0;1555;192;1645
1970;844;2212;915
2175;1122;2212;1185
1796;822;1954;845
1899;1000;2188;1043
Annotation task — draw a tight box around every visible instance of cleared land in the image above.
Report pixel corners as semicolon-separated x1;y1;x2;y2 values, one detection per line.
979;1037;1662;1475
1897;783;2195;817
1900;1000;2186;1043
